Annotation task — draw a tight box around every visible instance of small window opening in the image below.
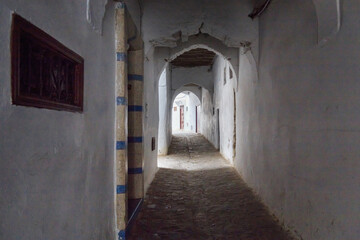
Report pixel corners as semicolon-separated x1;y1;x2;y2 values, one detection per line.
151;137;156;151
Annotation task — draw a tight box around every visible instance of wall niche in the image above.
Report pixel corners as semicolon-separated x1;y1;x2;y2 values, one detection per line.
11;14;84;112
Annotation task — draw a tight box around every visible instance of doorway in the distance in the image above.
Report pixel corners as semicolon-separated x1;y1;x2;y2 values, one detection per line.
172;91;200;133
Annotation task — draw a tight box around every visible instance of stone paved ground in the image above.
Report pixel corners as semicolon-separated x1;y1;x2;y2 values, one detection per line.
128;133;294;240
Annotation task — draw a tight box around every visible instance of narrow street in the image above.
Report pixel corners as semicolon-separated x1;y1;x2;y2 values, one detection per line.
129;133;294;240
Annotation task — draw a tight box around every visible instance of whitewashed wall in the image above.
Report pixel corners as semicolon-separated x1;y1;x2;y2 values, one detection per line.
200;57;236;163
142;1;360;239
234;0;360;239
157;66;172;155
172;95;185;132
187;92;200;133
0;1;116;239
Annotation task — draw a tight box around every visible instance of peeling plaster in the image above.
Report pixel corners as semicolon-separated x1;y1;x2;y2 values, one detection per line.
142;0;258;52
86;0;108;34
239;46;258;89
312;0;341;45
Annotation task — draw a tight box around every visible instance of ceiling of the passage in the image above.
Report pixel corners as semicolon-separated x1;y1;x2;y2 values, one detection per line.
171;48;216;68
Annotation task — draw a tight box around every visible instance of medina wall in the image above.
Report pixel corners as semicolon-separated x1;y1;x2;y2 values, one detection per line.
0;1;116;240
158;66;172;155
233;0;360;239
200;56;236;163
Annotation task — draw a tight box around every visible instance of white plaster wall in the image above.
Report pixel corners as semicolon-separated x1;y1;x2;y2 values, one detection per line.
143;47;170;193
158;66;172;155
172;102;181;131
184;99;192;132
187;92;200;133
200;57;235;163
157;69;167;155
233;0;360;239
172;94;186;132
172;66;214;93
200;57;236;163
200;88;217;148
165;68;173;150
234;48;259;187
143;47;158;193
215;58;235;163
184;93;199;133
197;105;201;133
0;1;115;240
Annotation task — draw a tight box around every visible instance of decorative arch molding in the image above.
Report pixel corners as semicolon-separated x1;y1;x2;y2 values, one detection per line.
240;46;258;81
155;35;240;96
168;34;239;82
312;0;341;46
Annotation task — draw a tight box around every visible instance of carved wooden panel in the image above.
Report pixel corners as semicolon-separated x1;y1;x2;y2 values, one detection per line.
11;14;84;112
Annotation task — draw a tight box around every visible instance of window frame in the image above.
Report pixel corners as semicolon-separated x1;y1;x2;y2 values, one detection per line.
11;14;84;112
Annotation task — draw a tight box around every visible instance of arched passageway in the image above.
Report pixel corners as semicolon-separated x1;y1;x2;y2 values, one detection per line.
128;37;295;239
156;44;239;162
2;1;358;240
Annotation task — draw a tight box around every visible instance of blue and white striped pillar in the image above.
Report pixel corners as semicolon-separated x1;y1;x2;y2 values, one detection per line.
127;50;144;200
115;2;127;239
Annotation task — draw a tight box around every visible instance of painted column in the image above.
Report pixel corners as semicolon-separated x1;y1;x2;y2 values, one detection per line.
114;2;127;240
128;50;144;200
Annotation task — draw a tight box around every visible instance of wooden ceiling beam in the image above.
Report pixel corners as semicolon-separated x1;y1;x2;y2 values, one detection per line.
170;48;216;67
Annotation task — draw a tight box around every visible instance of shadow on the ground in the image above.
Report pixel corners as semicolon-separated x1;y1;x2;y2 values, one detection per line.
128;133;294;240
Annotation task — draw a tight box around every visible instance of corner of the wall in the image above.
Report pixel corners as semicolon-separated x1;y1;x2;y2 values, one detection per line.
144;165;159;194
313;0;341;47
86;0;110;35
239;46;259;86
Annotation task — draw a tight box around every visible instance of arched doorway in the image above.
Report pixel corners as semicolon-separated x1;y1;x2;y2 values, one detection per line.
172;91;201;133
156;43;238;161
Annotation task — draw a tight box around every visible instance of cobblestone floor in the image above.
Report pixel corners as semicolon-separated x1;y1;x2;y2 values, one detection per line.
128;133;294;240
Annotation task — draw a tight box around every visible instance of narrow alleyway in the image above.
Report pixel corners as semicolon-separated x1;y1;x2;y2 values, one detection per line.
128;133;294;240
